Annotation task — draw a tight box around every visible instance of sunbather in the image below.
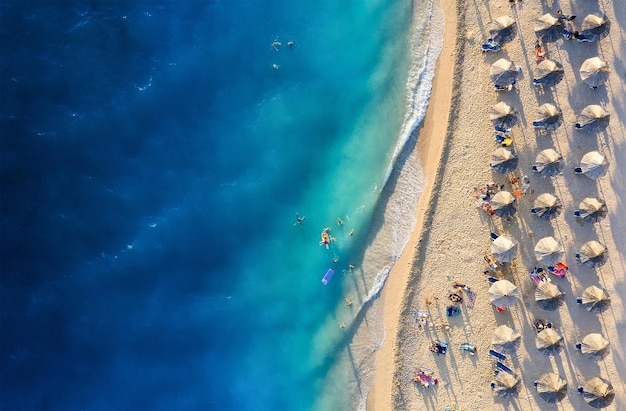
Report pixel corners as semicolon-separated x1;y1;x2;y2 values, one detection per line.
430;340;448;355
533;319;553;332
448;292;463;303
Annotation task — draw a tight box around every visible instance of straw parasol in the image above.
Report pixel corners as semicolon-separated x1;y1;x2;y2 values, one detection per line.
489;279;519;308
575;198;608;223
535;373;567;403
533;148;563;177
492;325;521;353
581;14;610;41
534;13;563;42
533;59;564;87
534;236;564;266
575;105;610;132
493;372;519;397
535;282;564;310
531;193;562;220
489;16;517;44
490;147;519;174
536;328;563;355
490;58;520;86
490;191;517;218
578;333;609;360
580;57;609;88
491;236;518;263
532;103;562;130
578;151;608;179
490;102;518;129
580;286;611;313
580;377;615;408
576;240;607;268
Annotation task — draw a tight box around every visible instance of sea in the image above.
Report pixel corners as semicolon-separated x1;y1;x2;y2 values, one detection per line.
0;1;443;410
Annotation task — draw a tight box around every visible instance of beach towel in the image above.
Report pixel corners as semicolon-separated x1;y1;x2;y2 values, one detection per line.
465;290;477;308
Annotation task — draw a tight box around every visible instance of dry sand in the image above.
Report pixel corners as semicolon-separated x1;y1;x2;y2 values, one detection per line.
367;0;626;409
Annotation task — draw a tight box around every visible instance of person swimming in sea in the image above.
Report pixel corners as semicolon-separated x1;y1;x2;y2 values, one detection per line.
294;213;306;225
293;213;306;225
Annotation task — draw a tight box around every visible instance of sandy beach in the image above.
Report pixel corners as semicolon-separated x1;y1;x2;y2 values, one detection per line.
367;0;625;409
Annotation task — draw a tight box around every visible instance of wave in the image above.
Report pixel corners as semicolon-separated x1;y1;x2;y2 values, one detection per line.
369;0;444;302
353;2;445;410
383;0;444;186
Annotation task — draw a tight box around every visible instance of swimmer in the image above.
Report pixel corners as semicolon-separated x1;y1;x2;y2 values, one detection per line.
337;218;343;225
294;213;306;225
345;298;352;306
340;323;346;329
272;64;279;70
272;40;281;51
348;229;354;236
348;264;355;270
287;41;295;48
332;257;339;264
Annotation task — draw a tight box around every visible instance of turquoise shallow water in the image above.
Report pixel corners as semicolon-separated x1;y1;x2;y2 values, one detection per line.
0;1;440;409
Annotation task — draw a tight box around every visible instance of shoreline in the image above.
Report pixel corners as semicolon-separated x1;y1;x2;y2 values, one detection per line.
366;0;461;407
367;0;625;408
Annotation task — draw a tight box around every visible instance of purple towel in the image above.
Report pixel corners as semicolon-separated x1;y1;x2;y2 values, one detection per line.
466;290;477;308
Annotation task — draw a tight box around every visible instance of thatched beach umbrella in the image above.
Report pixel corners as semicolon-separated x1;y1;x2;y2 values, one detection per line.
489;16;517;44
578;333;609;360
493;372;519;397
532;103;562;130
536;328;563;355
489;279;519;308
535;373;567;403
535;13;563;42
580;57;609;88
576;240;607;268
534;236;564;266
580;377;615;408
533;60;564;87
533;148;563;177
490;101;518;129
575;105;610;132
535;282;564;310
575;198;608;223
490;58;520;86
491;236;519;263
492;325;521;353
531;193;562;220
581;14;610;41
580;286;610;313
491;191;517;218
577;151;608;180
490;147;519;174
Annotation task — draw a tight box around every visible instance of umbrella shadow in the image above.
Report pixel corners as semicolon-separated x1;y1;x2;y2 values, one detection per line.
594;208;625;286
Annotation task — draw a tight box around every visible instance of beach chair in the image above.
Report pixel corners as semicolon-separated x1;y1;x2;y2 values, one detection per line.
489;349;507;361
482;38;501;53
495;361;513;374
460;342;477;355
576;34;594;42
494;125;511;134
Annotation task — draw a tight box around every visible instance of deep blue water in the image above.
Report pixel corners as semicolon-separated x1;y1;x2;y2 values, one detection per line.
0;1;428;410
